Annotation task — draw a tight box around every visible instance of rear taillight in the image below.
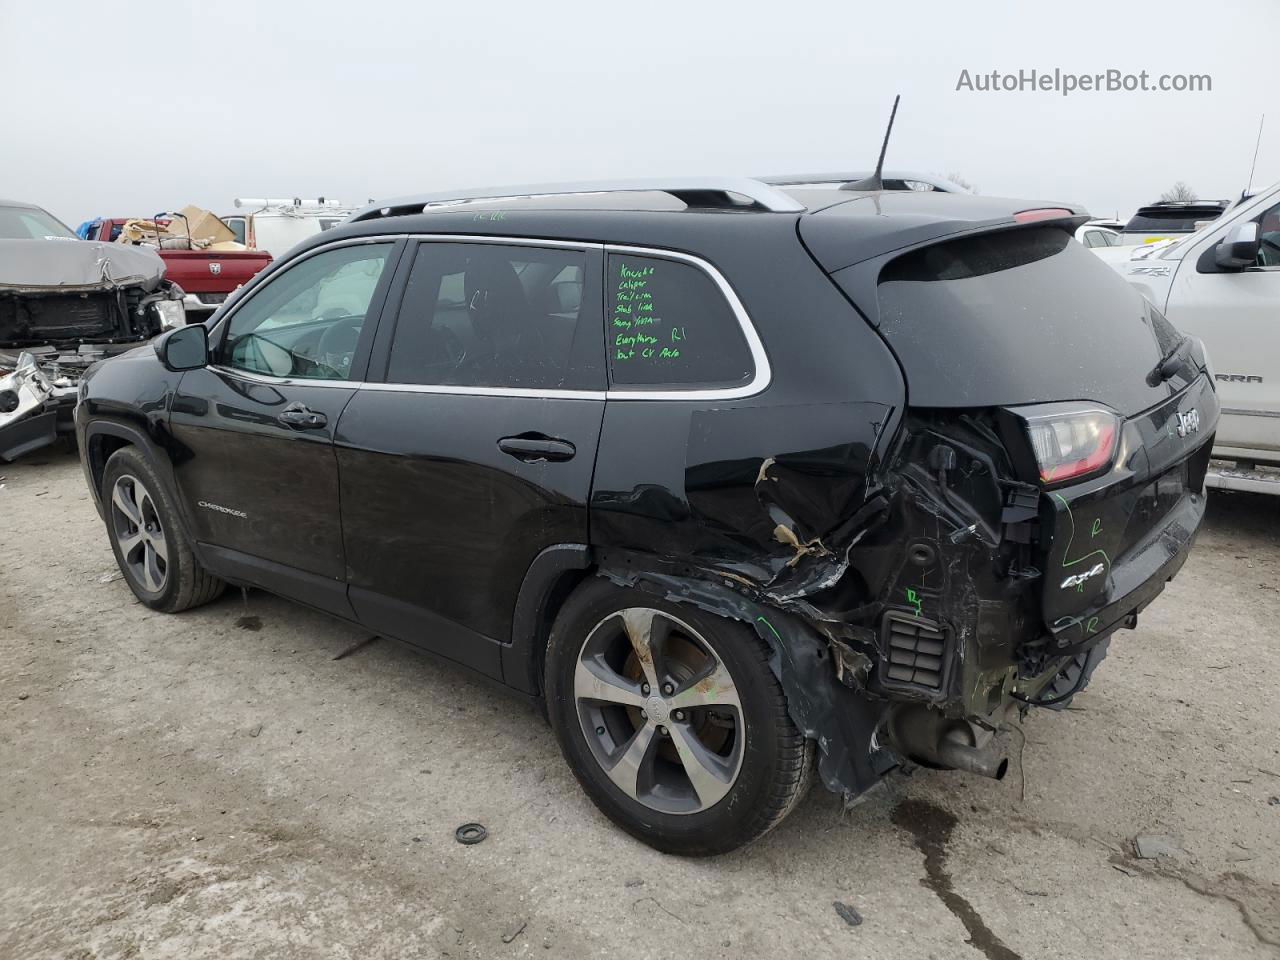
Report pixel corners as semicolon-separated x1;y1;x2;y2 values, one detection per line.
1011;404;1120;486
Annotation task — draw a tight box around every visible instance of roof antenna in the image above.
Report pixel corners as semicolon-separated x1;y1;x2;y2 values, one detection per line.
1245;113;1265;199
841;94;900;192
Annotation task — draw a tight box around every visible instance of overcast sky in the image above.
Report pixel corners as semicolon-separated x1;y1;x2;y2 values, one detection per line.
2;0;1277;226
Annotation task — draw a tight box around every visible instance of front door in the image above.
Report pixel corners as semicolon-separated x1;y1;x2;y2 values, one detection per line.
170;239;401;615
1171;197;1280;456
336;238;605;675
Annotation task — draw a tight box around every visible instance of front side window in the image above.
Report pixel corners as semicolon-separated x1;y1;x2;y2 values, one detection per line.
386;242;599;390
1256;200;1280;268
606;253;753;389
220;243;392;380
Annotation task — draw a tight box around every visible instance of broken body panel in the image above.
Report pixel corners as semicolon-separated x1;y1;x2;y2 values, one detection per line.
589;195;1218;798
0;224;182;462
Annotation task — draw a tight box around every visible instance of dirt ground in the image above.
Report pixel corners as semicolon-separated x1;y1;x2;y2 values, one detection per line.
1;447;1278;960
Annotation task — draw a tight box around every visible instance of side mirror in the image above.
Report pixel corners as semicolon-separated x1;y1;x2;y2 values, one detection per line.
1214;221;1260;270
155;323;209;371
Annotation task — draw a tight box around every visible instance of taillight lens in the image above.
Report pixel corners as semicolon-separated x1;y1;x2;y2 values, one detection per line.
1013;208;1076;224
1018;405;1120;486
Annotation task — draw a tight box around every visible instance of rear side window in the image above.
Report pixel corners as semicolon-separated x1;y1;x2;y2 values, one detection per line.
607;253;753;389
386;242;601;390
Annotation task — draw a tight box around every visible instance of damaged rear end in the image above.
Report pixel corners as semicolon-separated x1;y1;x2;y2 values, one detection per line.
799;204;1219;788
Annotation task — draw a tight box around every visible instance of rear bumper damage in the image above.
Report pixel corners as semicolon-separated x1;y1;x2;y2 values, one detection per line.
597;384;1218;802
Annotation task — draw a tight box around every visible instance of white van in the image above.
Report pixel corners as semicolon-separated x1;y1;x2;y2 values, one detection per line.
1109;182;1280;492
222;198;357;258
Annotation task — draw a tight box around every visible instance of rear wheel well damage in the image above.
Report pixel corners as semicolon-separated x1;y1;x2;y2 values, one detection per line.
593;557;894;798
581;402;1136;800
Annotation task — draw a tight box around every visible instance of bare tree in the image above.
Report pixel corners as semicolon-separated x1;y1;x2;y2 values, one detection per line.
945;172;978;194
1160;181;1198;202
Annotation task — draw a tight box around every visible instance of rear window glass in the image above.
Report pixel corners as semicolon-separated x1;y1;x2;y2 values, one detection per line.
871;226;1173;412
607;254;753;389
1125;208;1222;233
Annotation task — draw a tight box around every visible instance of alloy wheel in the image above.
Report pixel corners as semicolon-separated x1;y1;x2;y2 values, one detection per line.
573;607;745;814
110;474;169;594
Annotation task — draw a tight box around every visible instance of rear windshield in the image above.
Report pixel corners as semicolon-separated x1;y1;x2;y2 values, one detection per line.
0;205;77;241
868;226;1176;414
1124;207;1223;233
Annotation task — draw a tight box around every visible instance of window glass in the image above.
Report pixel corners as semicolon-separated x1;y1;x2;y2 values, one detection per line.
1257;201;1280;267
606;254;753;388
872;226;1171;412
0;206;77;240
387;242;598;389
225;217;247;245
1124;207;1224;233
1082;231;1101;248
220;243;391;380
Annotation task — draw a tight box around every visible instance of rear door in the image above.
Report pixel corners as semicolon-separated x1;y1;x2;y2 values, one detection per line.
1166;195;1280;456
170;239;401;616
336;237;606;675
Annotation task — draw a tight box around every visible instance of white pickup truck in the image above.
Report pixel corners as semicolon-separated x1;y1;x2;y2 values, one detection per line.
1106;181;1280;493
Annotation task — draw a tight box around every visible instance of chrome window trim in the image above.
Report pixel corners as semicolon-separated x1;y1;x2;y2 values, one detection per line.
209;365;354;389
210;233;772;402
602;243;771;402
359;382;607;401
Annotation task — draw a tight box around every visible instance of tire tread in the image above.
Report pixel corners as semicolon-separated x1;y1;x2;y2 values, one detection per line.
546;577;814;855
102;447;226;613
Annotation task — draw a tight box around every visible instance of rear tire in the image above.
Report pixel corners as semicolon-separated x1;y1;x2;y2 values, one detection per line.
545;577;813;855
102;447;225;613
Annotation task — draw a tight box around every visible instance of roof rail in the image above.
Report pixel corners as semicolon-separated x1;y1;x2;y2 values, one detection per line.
349;177;806;222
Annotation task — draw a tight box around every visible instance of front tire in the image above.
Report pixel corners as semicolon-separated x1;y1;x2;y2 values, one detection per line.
102;447;225;613
545;578;813;855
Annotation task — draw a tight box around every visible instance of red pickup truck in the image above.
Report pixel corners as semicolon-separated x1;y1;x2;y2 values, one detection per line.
83;218;272;317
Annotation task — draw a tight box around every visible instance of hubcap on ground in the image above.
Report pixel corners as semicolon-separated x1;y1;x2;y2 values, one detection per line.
110;474;169;594
574;607;745;815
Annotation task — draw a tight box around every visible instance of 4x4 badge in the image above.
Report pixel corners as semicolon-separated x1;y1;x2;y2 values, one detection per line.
1175;409;1200;438
1061;562;1105;590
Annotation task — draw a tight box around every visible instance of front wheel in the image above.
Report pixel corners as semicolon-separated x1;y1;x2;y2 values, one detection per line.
102;446;225;613
545;578;813;855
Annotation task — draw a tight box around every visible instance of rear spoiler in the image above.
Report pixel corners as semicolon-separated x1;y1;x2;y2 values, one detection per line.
807;210;1091;330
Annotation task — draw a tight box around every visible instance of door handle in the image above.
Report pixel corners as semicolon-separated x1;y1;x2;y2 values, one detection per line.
277;403;328;430
497;434;576;463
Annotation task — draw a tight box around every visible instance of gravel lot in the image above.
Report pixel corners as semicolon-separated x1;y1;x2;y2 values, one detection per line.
2;447;1278;960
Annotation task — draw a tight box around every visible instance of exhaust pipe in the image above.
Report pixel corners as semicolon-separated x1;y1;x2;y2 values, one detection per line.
886;704;1009;781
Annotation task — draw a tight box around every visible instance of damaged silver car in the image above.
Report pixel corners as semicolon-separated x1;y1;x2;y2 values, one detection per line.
0;199;184;462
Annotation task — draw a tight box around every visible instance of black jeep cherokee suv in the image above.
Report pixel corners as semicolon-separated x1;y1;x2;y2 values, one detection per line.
76;177;1218;855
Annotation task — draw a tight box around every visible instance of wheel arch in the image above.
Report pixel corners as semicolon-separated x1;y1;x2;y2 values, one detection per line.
501;543;594;696
84;419;194;541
